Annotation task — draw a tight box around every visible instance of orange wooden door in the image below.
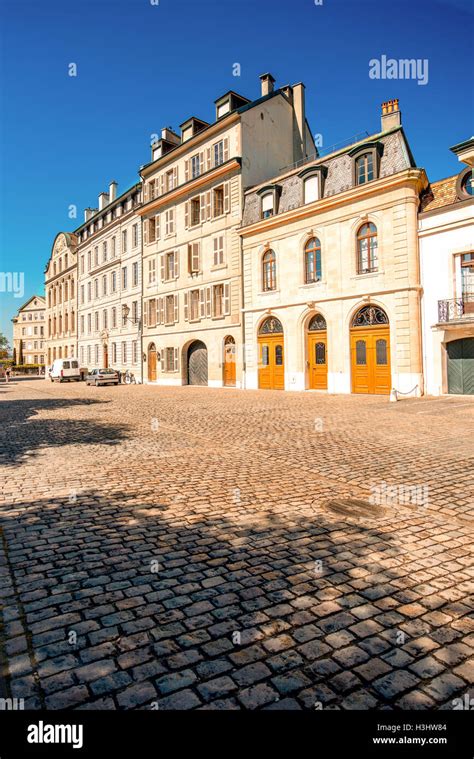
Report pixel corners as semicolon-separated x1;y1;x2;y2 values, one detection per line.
258;335;284;390
223;342;236;386
308;333;328;390
148;350;157;382
351;328;390;394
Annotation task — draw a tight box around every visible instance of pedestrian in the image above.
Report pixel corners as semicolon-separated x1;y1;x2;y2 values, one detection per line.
5;366;11;383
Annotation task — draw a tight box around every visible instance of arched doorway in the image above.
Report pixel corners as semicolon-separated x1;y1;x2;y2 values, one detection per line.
307;313;328;390
258;316;284;390
223;336;236;387
350;305;391;394
187;340;208;386
148;343;157;382
447;338;474;394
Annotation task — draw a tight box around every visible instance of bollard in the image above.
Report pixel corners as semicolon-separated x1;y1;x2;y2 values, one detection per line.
389;389;398;402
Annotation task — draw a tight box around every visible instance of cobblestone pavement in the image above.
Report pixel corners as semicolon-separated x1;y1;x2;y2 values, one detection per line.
0;378;473;711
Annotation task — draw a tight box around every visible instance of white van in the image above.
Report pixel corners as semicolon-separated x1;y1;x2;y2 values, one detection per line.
49;358;81;382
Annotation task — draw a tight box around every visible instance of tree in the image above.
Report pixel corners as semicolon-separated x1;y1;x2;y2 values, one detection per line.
12;347;16;365
18;339;24;365
0;333;10;361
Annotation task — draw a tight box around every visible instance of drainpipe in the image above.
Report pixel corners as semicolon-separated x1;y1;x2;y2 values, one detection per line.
140;212;144;384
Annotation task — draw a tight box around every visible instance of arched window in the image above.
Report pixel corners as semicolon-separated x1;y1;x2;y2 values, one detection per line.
352;305;389;327
355;153;374;185
304;237;322;283
262;249;276;291
357;223;378;274
308;313;327;331
258;316;283;335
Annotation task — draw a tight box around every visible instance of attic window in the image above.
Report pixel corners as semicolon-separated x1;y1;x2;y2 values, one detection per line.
182;126;193;142
257;184;282;220
217;101;230;119
262;193;274;219
349;142;383;187
457;167;474;199
298;165;328;204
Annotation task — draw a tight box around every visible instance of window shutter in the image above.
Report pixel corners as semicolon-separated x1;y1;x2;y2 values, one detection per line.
159;175;165;196
184;292;188;321
206;147;212;171
206;191;211;220
200;194;206;223
206;286;212;317
173;347;179;373
158;297;164;324
224;283;230;315
185;160;189;182
184;201;189;229
213;237;218;267
160;254;165;282
199;152;204;174
144;183;149;203
156;214;160;239
174;250;180;279
174;294;179;323
160;352;165;371
223;137;229;162
143;219;148;245
200;289;205;318
173;166;178;187
192;243;200;273
224;182;230;213
143;302;148;327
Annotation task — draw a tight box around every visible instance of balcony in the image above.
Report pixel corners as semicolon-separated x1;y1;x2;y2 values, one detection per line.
438;296;474;323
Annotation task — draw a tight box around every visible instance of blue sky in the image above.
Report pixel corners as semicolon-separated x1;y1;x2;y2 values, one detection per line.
0;0;473;341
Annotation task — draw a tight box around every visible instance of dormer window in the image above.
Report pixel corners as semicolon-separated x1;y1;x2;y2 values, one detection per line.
298;165;328;204
456;167;474;199
349;142;383;187
257;184;282;220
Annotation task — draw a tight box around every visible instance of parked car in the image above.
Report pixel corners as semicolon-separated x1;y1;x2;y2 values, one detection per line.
85;368;119;387
50;358;81;382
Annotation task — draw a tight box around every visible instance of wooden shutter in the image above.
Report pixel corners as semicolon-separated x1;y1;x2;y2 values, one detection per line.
223;137;229;162
199;152;204;174
174;294;179;323
213;237;218;267
143;302;148;327
160;254;165;282
143;219;148;245
158;297;165;324
170;208;174;234
184;292;188;321
160;351;165;371
199;289;205;318
206;191;211;220
184;160;189;182
144;183;148;203
173;166;178;188
174;250;180;279
206;287;212;317
192;243;200;273
224;182;230;213
224;283;230;315
206;147;212;171
156;214;160;239
173;347;179;373
200;194;206;223
159;175;165;196
184;201;189;229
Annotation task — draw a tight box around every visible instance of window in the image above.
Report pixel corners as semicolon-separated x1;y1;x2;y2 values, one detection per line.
87;282;92;302
94;279;99;298
214;140;224;167
304;175;319;204
164;251;177;280
132;262;139;287
94;312;99;331
111;271;117;292
111;237;116;257
122;267;128;289
188;243;200;274
112;343;117;363
165;209;175;236
148;257;156;284
191;197;201;226
95;345;99;364
213;236;224;266
122;342;127;364
457;168;474;199
122;305;128;327
102;275;107;296
94;246;99;266
132;341;138;364
132;224;138;248
376;339;388;365
191;154;200;179
147;217;157;243
213;186;224;217
80;285;84;304
132;301;138;324
262;249;276;291
190;289;200;321
122;230;127;254
165;169;175;192
304;237;322;283
80;255;84;274
165;295;175;324
357;223;378;274
356;340;367;365
355;153;374;185
148;299;157;327
80;315;84;335
103;241;107;262
261;193;273;219
164;347;179;372
112;307;117;328
213;284;224;317
462;173;474;196
102;310;108;329
87;314;92;334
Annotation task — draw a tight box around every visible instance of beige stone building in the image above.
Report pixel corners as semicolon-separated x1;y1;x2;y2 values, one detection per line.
419;138;474;395
139;73;315;386
238;100;428;396
75;182;143;378
11;295;46;365
44;233;78;364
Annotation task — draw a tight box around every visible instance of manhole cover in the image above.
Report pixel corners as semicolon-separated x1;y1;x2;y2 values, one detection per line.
323;498;385;518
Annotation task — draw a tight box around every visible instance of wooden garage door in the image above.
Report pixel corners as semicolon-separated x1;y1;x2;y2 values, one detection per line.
447;338;474;395
187;341;208;386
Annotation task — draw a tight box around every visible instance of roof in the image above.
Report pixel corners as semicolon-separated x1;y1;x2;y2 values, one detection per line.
420;174;460;212
13;294;46;314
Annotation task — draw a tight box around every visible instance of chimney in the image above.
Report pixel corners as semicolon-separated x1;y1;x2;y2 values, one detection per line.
109;181;117;202
281;85;293;104
293;82;306;159
161;127;180;145
98;192;109;211
84;208;93;222
381;99;401;131
260;72;275;97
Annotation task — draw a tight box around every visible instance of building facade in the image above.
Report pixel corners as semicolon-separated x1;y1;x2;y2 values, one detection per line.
76;182;143;379
44;233;78;364
11;295;46;365
419;138;474;395
139;73;315;386
239;100;428;396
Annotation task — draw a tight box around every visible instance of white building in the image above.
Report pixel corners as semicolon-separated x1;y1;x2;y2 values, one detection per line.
419;138;474;395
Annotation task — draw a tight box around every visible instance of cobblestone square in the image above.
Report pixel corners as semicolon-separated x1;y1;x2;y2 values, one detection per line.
0;379;473;710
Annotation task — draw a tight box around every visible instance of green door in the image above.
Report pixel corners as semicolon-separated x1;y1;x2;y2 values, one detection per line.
447;338;474;394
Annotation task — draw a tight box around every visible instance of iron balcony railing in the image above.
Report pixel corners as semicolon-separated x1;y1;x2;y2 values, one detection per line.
438;296;474;322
